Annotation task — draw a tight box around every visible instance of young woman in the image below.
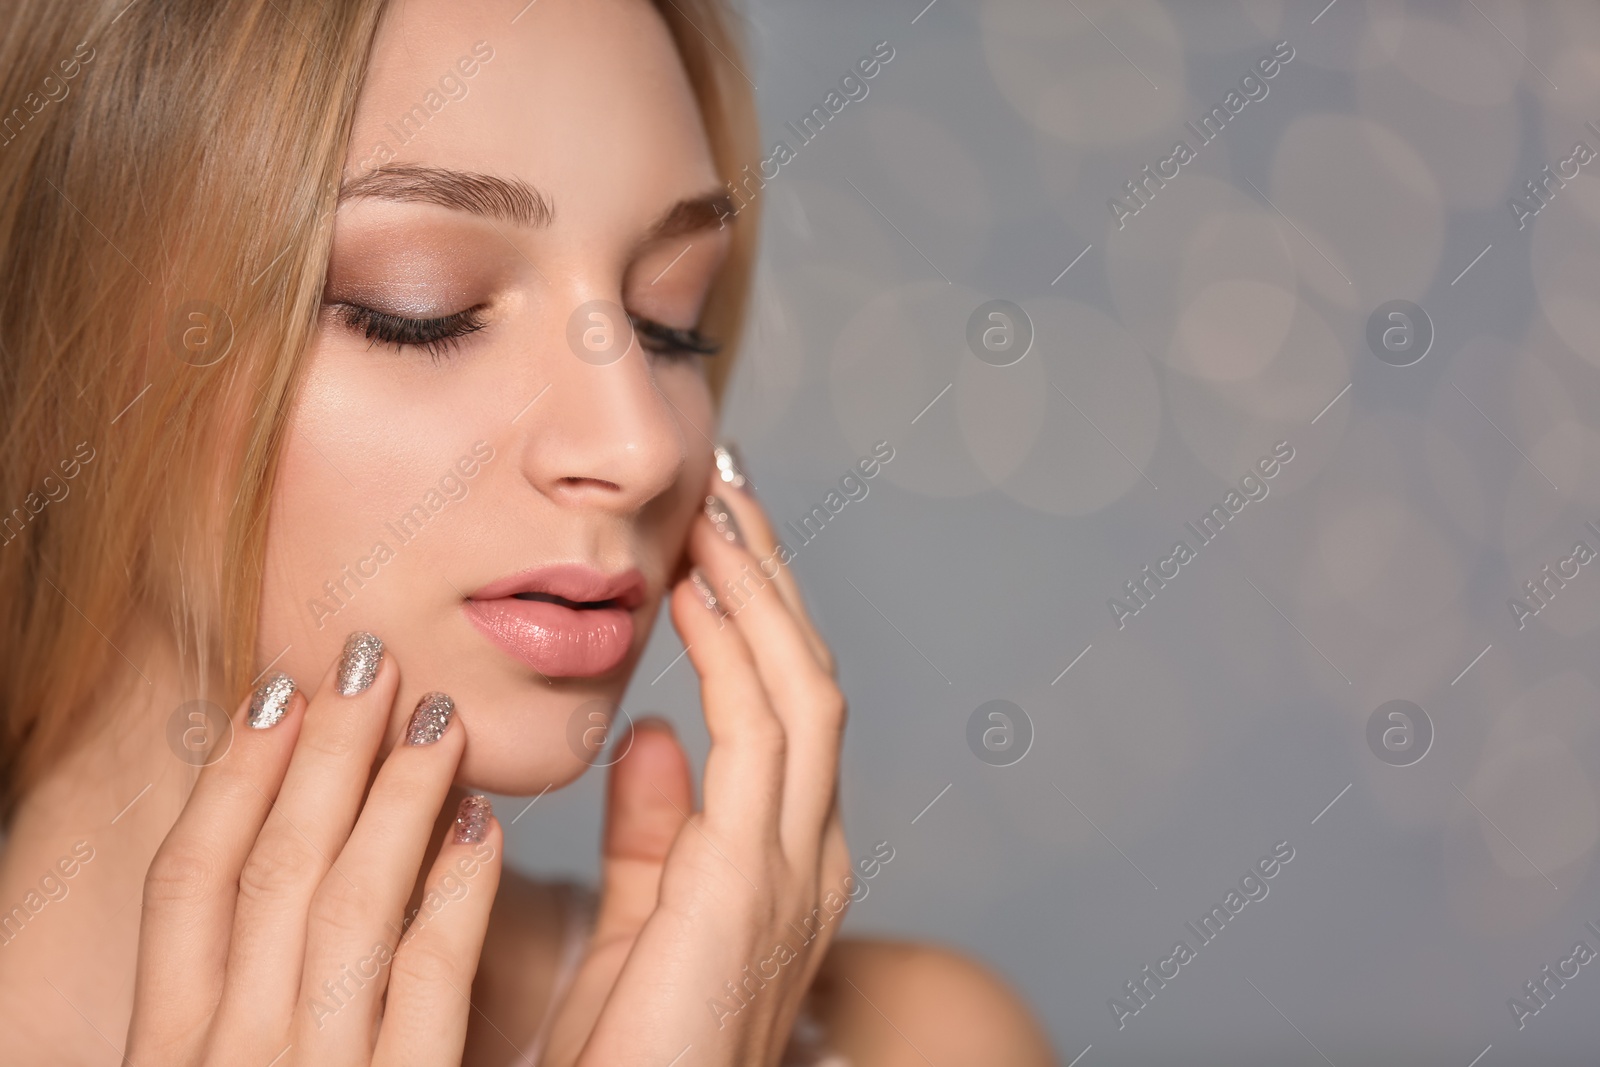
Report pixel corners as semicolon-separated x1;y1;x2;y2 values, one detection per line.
0;0;1054;1062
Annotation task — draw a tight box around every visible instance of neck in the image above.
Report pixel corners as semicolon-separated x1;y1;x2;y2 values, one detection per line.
0;617;215;1057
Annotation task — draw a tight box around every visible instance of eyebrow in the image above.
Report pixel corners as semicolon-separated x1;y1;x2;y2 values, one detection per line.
338;163;735;240
338;164;553;227
647;192;737;241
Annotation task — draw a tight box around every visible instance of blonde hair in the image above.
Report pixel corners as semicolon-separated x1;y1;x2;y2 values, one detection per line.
0;0;759;821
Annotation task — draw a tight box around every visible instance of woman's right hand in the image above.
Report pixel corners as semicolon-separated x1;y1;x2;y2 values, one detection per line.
125;633;503;1066
539;476;854;1067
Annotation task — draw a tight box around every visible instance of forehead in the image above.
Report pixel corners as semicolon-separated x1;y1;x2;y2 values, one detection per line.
347;0;719;226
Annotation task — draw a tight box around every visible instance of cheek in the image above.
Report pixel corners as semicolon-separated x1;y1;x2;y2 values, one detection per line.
263;417;355;583
255;343;480;662
647;360;716;553
257;399;380;658
656;361;716;449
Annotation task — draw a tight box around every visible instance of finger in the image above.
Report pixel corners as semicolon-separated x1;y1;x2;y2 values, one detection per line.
542;720;693;1065
128;677;306;1063
372;796;503;1067
592;718;693;941
703;473;833;675
297;690;466;1060
688;514;845;863
211;632;397;1056
668;571;785;845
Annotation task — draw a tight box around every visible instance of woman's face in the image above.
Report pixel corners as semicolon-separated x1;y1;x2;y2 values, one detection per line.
256;0;730;793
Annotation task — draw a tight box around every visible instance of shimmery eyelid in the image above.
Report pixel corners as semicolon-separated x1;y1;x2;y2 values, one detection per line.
327;289;480;316
333;300;487;327
629;313;720;357
327;298;712;362
331;300;488;361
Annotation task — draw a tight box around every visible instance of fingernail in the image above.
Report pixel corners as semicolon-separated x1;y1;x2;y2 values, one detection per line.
408;691;454;746
713;442;750;493
704;494;746;547
336;631;384;696
689;568;725;616
248;672;296;729
454;794;491;843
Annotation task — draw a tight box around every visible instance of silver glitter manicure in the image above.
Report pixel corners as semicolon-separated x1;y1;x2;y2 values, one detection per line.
713;443;748;491
689;568;725;617
704;494;745;547
407;691;454;746
335;631;384;696
454;794;491;843
248;672;296;729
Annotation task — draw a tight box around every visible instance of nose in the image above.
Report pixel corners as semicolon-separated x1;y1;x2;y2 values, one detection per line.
516;301;688;513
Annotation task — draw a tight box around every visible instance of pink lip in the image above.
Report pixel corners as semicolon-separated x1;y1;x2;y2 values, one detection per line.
464;565;646;678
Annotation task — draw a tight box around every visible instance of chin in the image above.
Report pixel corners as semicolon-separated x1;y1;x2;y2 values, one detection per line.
446;683;624;796
440;599;664;797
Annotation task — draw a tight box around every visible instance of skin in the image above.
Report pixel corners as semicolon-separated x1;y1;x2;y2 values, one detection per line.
0;0;1055;1063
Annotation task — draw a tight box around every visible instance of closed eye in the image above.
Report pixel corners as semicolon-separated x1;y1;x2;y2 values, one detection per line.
629;314;720;359
327;302;718;362
331;301;488;361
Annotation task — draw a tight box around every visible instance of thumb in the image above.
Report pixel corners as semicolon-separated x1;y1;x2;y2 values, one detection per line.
541;719;695;1067
593;716;693;942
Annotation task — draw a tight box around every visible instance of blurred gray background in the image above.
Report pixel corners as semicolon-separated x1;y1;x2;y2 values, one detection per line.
503;2;1600;1062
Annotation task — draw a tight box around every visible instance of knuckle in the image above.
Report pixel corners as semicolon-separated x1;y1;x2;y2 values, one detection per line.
143;840;221;904
814;684;847;730
391;938;462;988
296;721;361;762
237;836;318;904
731;708;787;760
310;874;379;938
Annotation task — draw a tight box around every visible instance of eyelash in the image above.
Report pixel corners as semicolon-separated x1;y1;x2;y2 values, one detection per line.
330;303;720;362
629;314;721;359
333;302;488;361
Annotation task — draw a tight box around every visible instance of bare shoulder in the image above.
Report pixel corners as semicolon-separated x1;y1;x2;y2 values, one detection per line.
807;937;1057;1066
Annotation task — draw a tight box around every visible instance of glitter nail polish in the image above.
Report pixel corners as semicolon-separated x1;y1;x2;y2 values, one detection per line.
454;794;491;843
704;494;745;547
248;672;296;729
408;691;454;746
713;443;749;492
335;631;383;696
690;568;725;617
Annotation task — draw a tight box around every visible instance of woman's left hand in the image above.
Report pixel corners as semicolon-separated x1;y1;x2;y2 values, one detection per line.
539;470;853;1066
